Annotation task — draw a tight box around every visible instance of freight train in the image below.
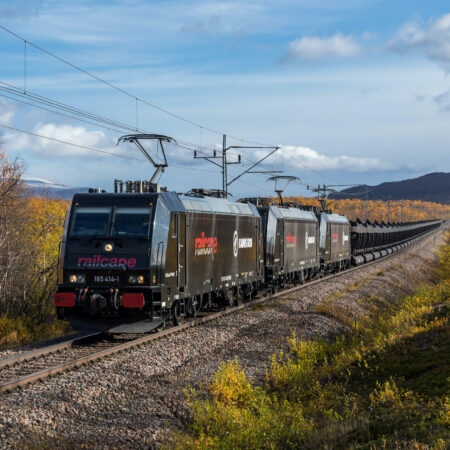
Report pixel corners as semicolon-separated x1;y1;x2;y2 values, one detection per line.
54;186;442;333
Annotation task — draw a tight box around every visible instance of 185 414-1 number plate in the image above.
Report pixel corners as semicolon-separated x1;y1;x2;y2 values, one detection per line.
91;275;121;284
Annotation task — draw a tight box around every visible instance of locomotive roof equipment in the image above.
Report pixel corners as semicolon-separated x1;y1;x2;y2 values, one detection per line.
117;134;176;183
267;175;301;206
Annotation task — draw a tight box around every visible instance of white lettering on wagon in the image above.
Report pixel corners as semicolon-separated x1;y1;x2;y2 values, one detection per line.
233;231;253;257
239;238;253;248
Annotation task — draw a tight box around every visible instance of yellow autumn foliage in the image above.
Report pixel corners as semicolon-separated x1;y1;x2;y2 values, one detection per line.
174;234;450;449
282;196;450;222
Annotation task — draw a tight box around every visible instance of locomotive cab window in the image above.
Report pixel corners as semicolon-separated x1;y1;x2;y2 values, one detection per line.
112;207;152;237
71;207;111;236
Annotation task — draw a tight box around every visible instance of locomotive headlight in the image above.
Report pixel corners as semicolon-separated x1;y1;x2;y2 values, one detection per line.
69;274;85;284
137;275;145;284
128;275;136;284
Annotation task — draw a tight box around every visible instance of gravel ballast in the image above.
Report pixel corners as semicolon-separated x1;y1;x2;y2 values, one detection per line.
0;231;444;448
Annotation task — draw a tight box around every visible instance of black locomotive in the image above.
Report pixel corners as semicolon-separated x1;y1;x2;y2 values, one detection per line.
54;186;441;333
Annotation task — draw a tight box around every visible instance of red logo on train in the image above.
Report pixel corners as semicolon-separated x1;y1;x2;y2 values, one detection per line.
195;232;218;256
286;232;296;248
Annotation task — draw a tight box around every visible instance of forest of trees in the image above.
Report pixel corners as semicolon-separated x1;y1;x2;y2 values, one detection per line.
282;196;450;223
0;147;69;347
0;141;449;347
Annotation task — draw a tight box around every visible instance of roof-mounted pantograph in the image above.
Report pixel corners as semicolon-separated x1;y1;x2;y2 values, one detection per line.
117;134;176;183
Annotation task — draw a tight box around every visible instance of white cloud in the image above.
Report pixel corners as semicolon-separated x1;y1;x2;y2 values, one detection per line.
385;14;450;70
283;33;361;61
5;123;119;159
0;100;17;126
4;122;198;167
258;145;390;172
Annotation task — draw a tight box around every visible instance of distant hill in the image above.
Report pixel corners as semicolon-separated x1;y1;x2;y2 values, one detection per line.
22;178;89;200
332;172;450;204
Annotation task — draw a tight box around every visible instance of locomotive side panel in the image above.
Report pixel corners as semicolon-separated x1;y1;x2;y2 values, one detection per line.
260;206;319;281
282;219;319;272
328;222;351;263
185;212;262;296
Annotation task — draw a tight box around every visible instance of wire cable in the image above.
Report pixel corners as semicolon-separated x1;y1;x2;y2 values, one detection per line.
0;25;348;189
0;88;275;184
0;24;274;147
0;122;219;173
0;24;355;187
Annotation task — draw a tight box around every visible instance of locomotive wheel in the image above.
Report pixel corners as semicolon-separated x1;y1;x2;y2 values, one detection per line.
187;297;200;318
299;271;305;285
172;301;185;326
193;296;202;316
242;284;252;301
224;289;234;308
234;289;243;306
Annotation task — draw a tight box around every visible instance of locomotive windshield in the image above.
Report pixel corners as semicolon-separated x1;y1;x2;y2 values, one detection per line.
112;207;152;237
71;207;111;236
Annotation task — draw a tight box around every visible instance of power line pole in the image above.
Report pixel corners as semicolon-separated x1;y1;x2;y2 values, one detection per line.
222;135;227;197
307;184;337;212
307;183;360;212
194;136;280;198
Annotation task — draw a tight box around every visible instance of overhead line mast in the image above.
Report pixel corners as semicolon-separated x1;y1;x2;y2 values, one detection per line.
307;184;359;212
194;135;280;198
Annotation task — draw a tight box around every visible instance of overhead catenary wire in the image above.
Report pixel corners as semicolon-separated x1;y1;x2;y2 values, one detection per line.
0;122;143;160
0;122;219;173
0;53;335;187
0;81;334;191
0;24;273;147
0;81;250;160
0;82;227;158
0;90;275;194
0;84;279;186
0;23;349;189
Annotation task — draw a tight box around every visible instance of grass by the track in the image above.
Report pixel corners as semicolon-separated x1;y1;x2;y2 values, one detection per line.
173;232;450;449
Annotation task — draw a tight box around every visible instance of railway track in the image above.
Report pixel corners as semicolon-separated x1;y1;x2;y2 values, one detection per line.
0;230;441;395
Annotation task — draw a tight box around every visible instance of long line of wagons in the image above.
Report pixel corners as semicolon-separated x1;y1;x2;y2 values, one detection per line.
54;187;442;333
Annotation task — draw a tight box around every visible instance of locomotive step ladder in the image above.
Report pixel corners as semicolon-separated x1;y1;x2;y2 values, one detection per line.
152;299;163;320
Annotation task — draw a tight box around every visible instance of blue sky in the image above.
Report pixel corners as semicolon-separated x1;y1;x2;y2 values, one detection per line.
0;0;449;197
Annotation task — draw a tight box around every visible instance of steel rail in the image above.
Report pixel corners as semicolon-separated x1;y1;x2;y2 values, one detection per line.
0;332;102;370
0;228;442;394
